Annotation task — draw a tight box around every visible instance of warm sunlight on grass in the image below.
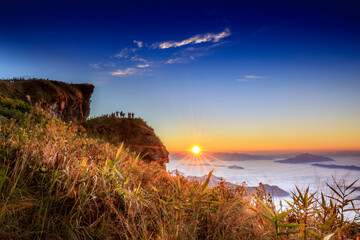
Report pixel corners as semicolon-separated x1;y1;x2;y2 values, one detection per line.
192;145;201;154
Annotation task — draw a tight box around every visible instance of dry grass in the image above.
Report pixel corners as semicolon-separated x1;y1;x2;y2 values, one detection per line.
0;100;359;239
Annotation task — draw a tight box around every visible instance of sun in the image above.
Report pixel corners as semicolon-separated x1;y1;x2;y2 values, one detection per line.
192;145;201;154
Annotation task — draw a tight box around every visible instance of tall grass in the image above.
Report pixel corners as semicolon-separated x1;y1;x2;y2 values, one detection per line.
0;105;359;239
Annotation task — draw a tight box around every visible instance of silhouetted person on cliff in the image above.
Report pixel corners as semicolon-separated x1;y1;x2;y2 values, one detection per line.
128;113;131;118
131;113;134;118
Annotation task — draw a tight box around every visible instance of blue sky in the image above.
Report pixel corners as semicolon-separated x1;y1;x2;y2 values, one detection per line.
1;0;360;151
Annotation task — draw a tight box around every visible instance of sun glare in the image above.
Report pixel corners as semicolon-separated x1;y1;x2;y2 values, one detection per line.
192;145;201;154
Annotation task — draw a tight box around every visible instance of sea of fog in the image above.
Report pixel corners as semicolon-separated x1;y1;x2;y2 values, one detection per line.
166;154;360;199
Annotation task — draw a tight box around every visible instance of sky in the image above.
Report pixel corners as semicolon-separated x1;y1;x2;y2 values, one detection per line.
1;0;360;152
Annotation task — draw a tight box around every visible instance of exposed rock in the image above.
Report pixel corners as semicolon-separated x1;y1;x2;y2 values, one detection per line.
0;79;94;123
82;116;169;165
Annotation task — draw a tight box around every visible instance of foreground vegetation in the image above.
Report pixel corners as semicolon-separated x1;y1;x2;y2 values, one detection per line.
0;96;359;239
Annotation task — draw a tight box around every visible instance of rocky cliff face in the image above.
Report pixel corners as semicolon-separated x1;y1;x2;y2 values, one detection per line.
0;79;94;123
82;116;169;165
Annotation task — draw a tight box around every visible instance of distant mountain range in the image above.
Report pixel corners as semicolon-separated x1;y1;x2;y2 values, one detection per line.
170;170;289;197
275;153;334;164
170;152;275;161
170;152;360;173
170;151;360;161
323;151;360;157
311;164;360;171
209;153;274;161
228;165;244;169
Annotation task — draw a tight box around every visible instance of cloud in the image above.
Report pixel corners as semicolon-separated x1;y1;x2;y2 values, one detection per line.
166;57;194;64
102;62;115;67
152;28;230;49
114;47;137;58
114;41;143;58
99;28;231;77
90;62;115;68
237;75;267;82
131;56;147;62
244;75;266;79
133;40;143;48
136;64;149;68
115;48;130;58
111;68;138;76
90;63;101;69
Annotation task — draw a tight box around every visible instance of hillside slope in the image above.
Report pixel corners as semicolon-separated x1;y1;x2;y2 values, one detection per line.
82;115;169;165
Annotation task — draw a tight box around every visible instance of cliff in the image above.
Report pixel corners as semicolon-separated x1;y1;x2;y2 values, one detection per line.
0;78;94;123
82;116;169;165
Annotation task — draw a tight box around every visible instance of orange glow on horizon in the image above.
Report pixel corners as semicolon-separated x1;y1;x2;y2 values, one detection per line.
159;102;360;153
164;141;360;154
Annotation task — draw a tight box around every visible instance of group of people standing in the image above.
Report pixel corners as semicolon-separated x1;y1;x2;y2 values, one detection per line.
105;111;135;119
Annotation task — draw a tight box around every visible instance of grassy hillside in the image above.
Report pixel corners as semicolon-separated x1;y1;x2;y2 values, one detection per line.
0;78;93;104
0;94;359;239
82;115;169;165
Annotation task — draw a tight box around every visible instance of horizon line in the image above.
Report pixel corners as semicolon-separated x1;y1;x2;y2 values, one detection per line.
168;148;360;153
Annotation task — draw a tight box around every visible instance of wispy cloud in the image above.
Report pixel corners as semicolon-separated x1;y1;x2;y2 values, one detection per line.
96;28;231;77
102;62;116;67
152;28;230;49
111;68;138;76
133;40;143;48
114;48;136;58
237;75;267;82
243;75;266;79
115;41;143;58
167;42;225;64
90;63;101;69
90;62;115;68
131;56;147;62
166;57;194;64
136;64;149;68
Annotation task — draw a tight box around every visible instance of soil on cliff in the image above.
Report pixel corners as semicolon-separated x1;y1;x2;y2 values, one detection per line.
82;115;169;165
